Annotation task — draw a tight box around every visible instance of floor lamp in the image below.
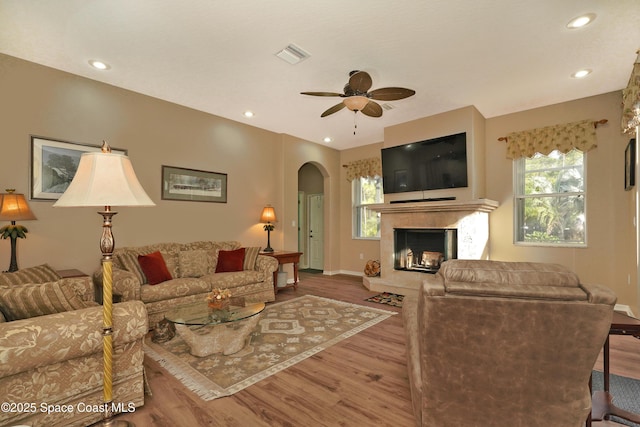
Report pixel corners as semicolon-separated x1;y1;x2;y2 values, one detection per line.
54;142;154;426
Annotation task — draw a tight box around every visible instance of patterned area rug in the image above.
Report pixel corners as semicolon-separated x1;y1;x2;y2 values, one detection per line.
365;292;404;307
592;370;640;426
144;295;396;400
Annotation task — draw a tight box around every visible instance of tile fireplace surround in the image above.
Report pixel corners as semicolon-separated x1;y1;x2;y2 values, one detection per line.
364;198;499;296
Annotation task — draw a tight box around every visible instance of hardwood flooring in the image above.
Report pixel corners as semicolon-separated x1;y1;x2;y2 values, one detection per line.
105;273;640;427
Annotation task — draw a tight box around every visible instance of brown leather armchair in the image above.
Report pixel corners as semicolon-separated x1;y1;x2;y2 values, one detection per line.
403;260;616;427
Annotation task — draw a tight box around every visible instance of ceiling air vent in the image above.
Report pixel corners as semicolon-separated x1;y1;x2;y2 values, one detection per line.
275;44;311;65
382;103;395;111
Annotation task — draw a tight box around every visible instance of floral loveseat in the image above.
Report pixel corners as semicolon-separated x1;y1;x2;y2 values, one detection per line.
94;241;279;329
0;264;147;427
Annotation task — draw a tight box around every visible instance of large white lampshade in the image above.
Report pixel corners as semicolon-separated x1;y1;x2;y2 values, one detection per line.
54;151;155;208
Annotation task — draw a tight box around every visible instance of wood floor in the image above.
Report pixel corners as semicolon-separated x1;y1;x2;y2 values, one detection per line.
106;273;640;427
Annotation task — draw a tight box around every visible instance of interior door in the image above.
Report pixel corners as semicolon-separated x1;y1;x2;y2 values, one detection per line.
297;191;307;268
308;194;324;270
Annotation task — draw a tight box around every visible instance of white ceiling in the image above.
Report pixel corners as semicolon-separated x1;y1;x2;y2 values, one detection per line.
1;0;639;150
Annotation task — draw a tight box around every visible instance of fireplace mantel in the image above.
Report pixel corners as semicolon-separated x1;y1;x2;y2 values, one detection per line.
364;198;499;296
369;198;499;214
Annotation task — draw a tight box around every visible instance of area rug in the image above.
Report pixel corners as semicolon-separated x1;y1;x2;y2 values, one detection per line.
365;292;404;307
592;370;640;426
144;295;396;400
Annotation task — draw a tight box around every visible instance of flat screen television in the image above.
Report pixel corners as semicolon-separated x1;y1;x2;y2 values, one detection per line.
381;132;468;194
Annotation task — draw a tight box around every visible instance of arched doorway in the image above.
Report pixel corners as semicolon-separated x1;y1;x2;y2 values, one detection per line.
298;162;324;271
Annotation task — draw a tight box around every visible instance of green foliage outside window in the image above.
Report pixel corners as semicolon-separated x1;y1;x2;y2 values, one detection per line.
515;149;585;245
354;176;383;238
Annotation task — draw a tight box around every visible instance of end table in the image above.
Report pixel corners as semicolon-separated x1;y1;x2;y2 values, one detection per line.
589;311;640;425
260;251;302;294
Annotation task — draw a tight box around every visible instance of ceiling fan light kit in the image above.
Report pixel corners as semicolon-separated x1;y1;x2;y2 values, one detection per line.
343;96;370;112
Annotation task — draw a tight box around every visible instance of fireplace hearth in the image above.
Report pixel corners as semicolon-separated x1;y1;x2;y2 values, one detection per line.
394;228;457;273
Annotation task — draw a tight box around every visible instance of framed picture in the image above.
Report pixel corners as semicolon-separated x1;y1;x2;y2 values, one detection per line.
31;136;127;200
625;138;636;191
161;165;227;203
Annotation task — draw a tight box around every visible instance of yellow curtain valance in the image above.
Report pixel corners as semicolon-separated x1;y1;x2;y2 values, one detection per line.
621;55;640;134
344;157;382;181
504;119;598;160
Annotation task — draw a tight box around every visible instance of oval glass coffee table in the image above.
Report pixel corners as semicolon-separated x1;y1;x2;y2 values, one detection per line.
164;301;265;357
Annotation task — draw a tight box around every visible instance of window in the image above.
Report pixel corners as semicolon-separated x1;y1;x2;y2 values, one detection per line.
514;149;586;246
353;176;383;238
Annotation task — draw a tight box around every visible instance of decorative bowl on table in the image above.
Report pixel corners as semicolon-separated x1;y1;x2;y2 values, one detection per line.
206;288;232;310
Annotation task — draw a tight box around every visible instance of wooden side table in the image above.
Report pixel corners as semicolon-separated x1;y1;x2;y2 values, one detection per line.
590;311;640;425
260;251;302;294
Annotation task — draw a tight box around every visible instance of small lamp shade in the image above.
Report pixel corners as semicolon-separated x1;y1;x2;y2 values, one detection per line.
0;191;37;221
260;205;277;223
54;151;155;208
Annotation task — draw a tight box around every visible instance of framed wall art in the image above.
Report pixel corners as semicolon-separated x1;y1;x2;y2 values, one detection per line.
31;136;127;200
625;138;636;191
161;165;227;203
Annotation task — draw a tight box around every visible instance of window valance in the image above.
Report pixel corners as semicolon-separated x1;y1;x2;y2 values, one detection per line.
504;119;598;160
621;54;640;134
344;157;381;181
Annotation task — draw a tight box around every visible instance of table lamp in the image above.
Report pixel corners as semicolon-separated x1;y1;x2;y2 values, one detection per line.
260;205;276;252
54;141;154;426
0;189;37;272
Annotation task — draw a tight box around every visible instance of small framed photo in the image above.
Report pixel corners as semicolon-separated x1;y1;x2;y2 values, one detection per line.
161;165;227;203
625;138;636;191
31;136;127;200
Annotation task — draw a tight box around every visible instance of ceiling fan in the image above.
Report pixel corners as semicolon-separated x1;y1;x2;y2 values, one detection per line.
301;70;415;118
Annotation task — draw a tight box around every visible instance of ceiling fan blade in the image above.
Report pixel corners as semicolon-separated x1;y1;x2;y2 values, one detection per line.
368;87;416;101
360;101;383;118
300;91;344;97
321;103;346;117
348;71;372;94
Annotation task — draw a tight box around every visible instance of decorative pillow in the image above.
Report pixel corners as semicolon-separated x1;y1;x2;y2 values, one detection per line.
243;247;261;271
179;250;210;278
216;248;246;273
117;252;146;284
0;280;97;321
138;251;173;285
0;263;61;287
159;250;179;278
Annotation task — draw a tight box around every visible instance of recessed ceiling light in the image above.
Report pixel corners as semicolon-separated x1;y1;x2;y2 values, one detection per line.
323;137;332;143
88;60;110;70
572;69;592;78
243;111;254;118
567;13;596;29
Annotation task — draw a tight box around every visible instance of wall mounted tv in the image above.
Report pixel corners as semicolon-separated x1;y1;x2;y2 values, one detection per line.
381;132;468;194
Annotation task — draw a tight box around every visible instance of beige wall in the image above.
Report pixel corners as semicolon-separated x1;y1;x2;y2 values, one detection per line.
486;92;637;313
0;54;295;275
2;54;637;313
280;134;341;274
339;143;384;275
340;93;637;313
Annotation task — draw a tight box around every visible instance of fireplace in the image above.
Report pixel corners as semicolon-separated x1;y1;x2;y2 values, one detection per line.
363;198;499;295
394;228;457;273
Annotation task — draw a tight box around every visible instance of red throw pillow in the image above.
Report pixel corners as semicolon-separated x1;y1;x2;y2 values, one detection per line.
138;251;173;285
215;248;246;273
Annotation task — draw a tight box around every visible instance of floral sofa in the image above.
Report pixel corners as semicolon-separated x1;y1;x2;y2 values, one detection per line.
93;240;279;329
0;264;148;427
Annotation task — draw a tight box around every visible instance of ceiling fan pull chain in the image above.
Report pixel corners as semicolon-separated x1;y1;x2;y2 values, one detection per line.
354;111;358;135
